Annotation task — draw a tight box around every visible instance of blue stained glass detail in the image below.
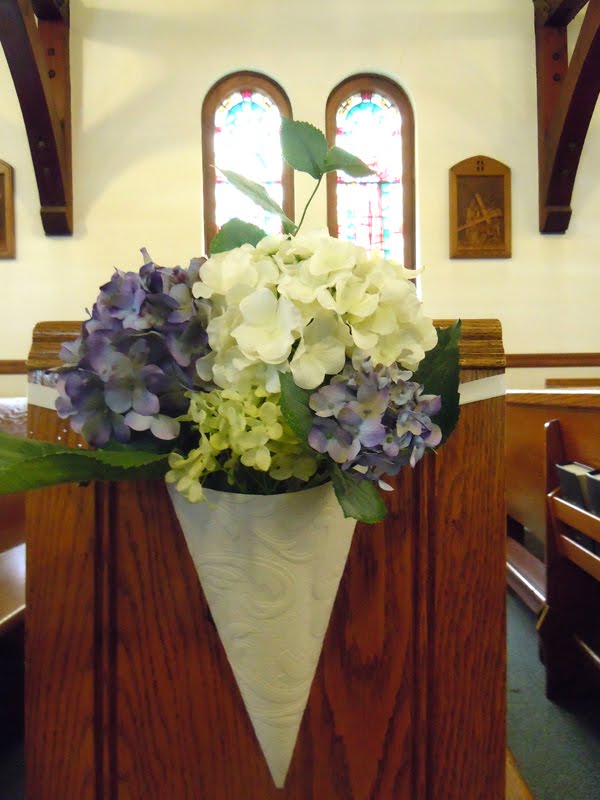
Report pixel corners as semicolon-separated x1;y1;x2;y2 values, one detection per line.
214;90;284;234
336;92;404;260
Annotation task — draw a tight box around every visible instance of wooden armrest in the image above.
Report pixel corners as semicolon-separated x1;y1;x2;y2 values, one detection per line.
0;544;25;634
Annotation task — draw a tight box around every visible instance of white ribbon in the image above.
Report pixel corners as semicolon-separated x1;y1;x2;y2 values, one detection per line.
27;382;61;411
458;374;505;406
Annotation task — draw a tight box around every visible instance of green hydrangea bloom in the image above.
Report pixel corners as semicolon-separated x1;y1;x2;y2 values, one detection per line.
165;386;318;501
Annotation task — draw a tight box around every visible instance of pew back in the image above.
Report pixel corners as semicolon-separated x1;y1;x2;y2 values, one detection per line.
506;390;600;549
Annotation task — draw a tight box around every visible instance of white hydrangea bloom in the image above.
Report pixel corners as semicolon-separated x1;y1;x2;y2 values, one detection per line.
290;314;351;390
232;288;302;365
192;231;437;394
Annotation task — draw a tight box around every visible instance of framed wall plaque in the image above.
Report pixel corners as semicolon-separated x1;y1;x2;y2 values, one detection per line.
0;161;15;259
449;155;511;259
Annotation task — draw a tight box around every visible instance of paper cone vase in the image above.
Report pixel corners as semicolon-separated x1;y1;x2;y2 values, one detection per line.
168;482;356;788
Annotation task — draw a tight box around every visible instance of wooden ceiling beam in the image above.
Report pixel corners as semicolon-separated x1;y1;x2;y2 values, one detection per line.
31;0;67;22
535;0;589;26
0;0;72;235
534;0;600;233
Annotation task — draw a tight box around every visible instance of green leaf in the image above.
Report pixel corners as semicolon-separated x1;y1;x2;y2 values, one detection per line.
210;218;268;255
323;146;375;178
279;372;314;442
331;464;387;523
219;169;297;233
280;119;328;180
0;432;169;495
413;320;462;443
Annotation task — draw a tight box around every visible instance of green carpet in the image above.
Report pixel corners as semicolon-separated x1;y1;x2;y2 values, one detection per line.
507;590;600;800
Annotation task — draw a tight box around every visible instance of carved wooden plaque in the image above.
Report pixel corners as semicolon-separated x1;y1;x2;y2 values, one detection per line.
0;160;15;259
449;156;511;259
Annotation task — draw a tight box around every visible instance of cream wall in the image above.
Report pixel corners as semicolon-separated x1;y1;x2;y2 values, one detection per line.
0;0;598;397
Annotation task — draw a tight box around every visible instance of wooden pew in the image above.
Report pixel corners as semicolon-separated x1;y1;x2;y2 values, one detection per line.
506;389;600;613
539;418;600;701
545;378;600;388
506;389;600;614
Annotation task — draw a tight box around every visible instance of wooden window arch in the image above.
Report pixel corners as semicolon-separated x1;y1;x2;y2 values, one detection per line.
325;74;415;268
202;72;294;252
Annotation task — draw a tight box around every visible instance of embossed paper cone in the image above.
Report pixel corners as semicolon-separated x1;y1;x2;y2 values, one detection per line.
168;482;356;788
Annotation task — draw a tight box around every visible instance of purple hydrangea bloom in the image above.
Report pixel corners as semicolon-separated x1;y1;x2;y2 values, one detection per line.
55;250;211;448
307;359;442;487
308;418;361;463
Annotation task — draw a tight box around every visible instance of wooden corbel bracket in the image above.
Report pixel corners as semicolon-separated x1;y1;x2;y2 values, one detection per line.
534;0;600;233
0;0;72;235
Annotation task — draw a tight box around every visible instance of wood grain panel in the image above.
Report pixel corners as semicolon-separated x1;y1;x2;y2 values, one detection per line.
0;359;26;375
429;385;506;800
108;471;421;798
506;352;600;368
25;406;97;800
546;377;600;388
508;390;600;409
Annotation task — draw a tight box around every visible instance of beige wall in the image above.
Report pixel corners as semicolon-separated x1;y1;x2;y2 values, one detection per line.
0;0;598;396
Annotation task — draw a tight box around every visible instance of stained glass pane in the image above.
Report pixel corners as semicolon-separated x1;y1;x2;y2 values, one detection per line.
214;90;284;234
335;92;403;261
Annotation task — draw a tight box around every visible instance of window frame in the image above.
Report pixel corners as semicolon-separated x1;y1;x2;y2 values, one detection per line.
325;74;416;269
201;71;294;253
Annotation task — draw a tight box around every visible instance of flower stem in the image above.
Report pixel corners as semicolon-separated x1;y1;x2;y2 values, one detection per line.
295;176;322;235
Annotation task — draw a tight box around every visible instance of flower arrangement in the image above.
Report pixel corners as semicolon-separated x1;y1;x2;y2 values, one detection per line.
0;120;460;523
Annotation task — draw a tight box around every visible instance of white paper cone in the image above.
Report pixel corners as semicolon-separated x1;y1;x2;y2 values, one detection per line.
168;482;356;788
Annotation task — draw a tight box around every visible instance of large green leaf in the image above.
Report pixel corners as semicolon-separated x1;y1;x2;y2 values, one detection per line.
210;219;267;254
280;119;328;180
219;169;297;233
331;464;387;523
413;320;462;443
279;372;313;442
323;146;374;178
0;432;169;495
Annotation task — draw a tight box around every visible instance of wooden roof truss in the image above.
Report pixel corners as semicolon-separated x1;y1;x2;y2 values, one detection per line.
534;0;600;232
0;0;71;235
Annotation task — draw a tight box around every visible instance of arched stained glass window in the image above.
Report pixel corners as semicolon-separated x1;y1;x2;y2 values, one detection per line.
202;73;294;252
326;75;415;268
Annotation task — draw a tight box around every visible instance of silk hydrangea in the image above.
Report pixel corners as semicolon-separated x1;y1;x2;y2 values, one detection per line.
55;250;210;447
165;385;319;502
192;230;437;397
